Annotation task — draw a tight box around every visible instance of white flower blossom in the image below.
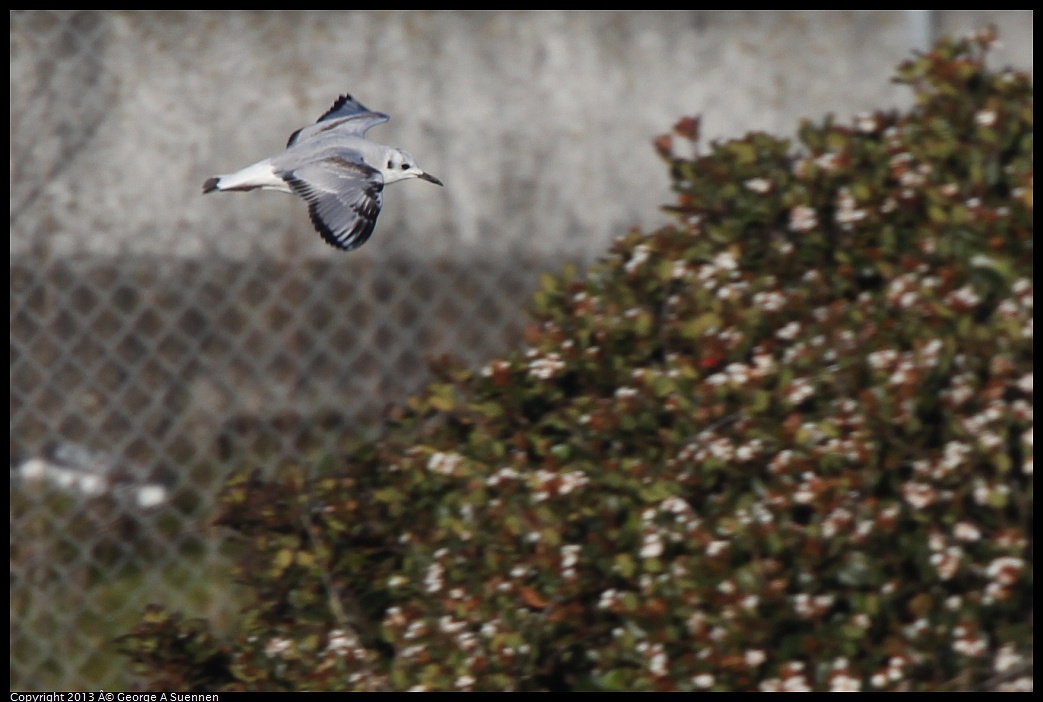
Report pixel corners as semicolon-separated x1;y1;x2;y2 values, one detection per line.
597;589;619;610
831;673;862;692
693;673;715;688
953;631;989;657
975;109;998;127
265;637;294;658
424;562;444;593
986;556;1025;585
713;251;738;270
640;531;664;559
528;353;565;380
815;152;840;171
326;629;358;655
835;188;867;228
626;244;651;274
744;177;772;193
776;321;801;341
953;521;981;542
706;539;729;558
855;112;879;133
649;648;668;677
427;451;463;476
789;205;819;232
561;544;581;569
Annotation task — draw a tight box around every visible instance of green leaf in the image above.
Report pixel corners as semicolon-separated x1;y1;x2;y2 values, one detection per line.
614;553;636;579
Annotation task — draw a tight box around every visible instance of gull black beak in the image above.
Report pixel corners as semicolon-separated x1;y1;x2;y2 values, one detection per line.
419;172;443;186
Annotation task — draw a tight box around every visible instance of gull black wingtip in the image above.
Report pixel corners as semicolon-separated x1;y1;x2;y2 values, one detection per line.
202;177;220;194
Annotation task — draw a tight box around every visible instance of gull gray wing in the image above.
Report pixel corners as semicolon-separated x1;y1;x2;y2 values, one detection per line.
276;154;385;251
286;94;390;147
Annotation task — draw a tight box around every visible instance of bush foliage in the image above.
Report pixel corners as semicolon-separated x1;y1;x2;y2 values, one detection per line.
120;31;1032;691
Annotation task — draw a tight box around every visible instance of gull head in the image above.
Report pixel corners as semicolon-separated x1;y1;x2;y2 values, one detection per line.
381;148;443;186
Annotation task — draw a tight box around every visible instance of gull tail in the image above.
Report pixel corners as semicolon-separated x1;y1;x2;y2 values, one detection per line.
202;159;290;194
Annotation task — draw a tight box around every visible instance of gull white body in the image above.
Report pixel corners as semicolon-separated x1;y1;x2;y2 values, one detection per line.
204;94;442;251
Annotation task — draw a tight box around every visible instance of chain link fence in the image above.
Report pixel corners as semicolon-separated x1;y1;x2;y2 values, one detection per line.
10;11;561;690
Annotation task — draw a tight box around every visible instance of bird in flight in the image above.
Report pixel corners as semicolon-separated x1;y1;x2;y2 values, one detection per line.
203;93;442;251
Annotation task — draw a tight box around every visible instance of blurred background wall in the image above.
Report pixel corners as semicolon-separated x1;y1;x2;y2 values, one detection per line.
8;10;1032;690
11;11;1033;260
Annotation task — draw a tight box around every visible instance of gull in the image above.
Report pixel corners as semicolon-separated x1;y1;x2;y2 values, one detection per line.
203;93;442;251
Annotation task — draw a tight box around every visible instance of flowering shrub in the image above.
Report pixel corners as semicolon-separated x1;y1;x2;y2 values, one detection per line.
121;30;1032;691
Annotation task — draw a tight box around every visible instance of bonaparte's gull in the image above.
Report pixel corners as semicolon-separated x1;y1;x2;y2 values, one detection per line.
203;94;442;251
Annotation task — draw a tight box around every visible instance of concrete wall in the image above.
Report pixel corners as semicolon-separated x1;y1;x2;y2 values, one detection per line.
11;11;1033;261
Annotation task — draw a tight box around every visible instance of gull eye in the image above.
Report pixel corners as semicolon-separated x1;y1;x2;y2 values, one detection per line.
401;164;409;170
